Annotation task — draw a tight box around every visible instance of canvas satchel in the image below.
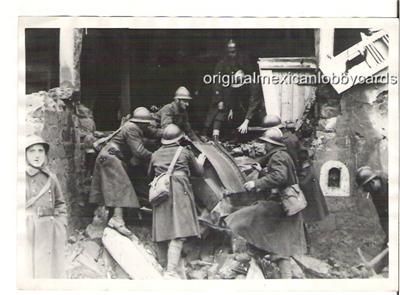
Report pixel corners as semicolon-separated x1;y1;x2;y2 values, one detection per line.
149;146;184;206
281;182;307;216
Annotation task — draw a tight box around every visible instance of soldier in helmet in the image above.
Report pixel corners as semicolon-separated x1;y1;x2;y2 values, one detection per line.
153;86;199;141
25;135;67;278
202;40;264;141
225;128;307;279
149;124;206;278
90;107;162;236
260;115;301;171
356;166;389;245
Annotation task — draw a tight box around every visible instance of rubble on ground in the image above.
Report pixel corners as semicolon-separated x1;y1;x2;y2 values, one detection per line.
66;217;388;279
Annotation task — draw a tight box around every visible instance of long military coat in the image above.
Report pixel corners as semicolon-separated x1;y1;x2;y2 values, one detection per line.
90;120;161;208
298;160;329;222
153;101;196;139
149;144;203;242
25;167;67;278
225;146;307;257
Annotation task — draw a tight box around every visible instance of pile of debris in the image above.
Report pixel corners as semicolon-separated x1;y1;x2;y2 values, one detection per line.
65;211;388;280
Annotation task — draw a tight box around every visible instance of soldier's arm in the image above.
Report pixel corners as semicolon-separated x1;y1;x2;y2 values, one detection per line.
51;174;68;226
187;150;204;177
254;154;288;190
160;107;174;129
147;125;163;139
212;60;225;104
245;84;261;120
147;156;155;178
126;128;152;162
182;112;200;140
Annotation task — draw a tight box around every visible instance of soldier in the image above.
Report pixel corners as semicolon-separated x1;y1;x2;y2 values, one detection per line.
153;86;199;141
356;167;389;250
25;135;67;278
203;39;263;141
89;107;162;236
356;166;389;273
225;128;307;279
149;124;206;278
261;115;301;171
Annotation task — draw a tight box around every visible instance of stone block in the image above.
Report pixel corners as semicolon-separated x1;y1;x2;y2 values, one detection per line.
290;258;305;279
188;269;208;280
82;240;102;261
292;255;331;278
231;234;248;253
319;103;341;119
245;258;264;279
218;255;241;279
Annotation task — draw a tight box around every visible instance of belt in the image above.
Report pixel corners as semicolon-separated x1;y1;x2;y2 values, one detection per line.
26;207;55;217
107;143;125;160
171;171;188;176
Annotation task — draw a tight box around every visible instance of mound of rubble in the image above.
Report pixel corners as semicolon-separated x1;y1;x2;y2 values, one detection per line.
65;208;388;280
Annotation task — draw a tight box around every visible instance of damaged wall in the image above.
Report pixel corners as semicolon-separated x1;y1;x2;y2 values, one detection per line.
308;83;388;265
25;88;96;230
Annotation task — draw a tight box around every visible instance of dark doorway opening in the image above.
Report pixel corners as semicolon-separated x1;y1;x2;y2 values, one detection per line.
25;29;60;94
333;29;370;56
80;29;315;131
328;167;341;188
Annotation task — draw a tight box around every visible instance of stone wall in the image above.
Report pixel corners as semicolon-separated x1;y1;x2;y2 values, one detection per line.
26;87;96;231
306;83;388;265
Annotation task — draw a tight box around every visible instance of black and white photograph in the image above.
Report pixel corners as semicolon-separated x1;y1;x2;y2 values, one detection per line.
17;17;398;291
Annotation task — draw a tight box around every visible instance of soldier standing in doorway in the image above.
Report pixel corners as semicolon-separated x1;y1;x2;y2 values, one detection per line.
202;39;264;142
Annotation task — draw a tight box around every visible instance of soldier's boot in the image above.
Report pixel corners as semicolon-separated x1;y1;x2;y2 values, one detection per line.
164;239;184;279
278;258;292;279
212;129;220;142
108;207;132;237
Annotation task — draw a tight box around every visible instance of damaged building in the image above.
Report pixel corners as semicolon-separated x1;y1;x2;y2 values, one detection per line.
23;26;390;279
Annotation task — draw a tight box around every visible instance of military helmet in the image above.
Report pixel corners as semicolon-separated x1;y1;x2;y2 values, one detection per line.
356;166;377;187
259;127;285;146
130;107;153;124
231;69;245;88
174;86;192;100
25;135;50;153
161;124;185;145
227;39;237;49
261;115;283;128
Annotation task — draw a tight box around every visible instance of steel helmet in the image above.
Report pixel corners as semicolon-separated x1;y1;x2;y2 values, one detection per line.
174;86;192;100
259;128;285;146
227;39;237;50
231;69;245;88
356;166;377;187
130;107;153;124
25;135;49;153
261;115;283;128
161;124;185;145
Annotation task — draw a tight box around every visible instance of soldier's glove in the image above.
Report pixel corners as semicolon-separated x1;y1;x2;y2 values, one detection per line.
244;181;256;192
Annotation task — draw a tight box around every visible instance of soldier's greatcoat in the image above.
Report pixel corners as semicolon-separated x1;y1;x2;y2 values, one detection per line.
225;146;307;257
153;101;196;139
149;144;202;242
26;167;67;278
90;120;161;208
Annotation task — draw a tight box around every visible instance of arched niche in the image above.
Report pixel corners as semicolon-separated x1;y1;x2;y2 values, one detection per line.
320;160;350;197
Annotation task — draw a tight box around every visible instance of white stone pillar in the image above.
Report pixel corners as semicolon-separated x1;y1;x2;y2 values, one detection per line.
59;27;82;91
315;28;335;67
